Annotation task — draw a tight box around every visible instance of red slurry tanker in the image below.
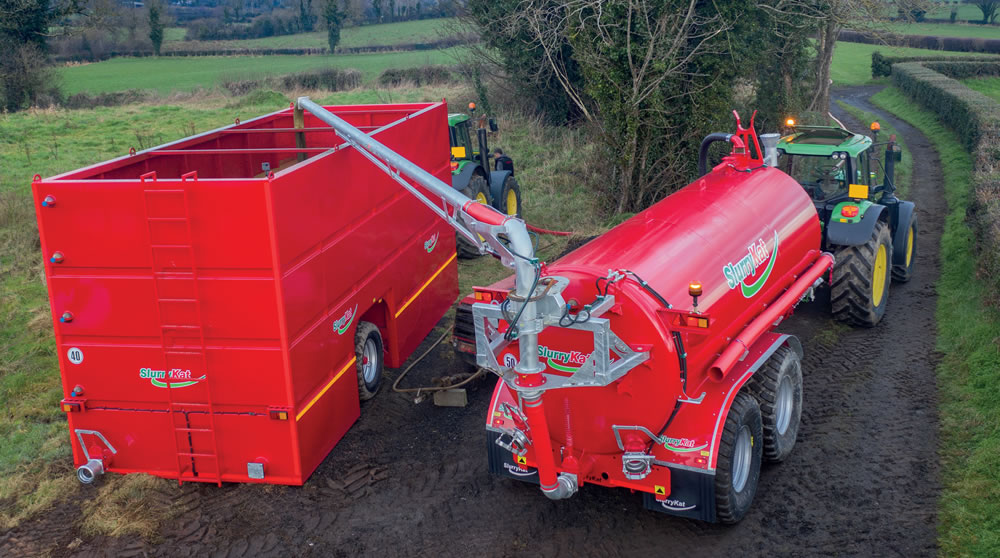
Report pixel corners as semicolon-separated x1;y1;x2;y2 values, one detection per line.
458;114;833;522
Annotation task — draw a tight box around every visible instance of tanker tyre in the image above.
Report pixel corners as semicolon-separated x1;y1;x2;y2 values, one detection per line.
456;174;491;259
714;391;763;524
746;346;802;463
830;219;892;327
892;214;917;283
355;321;384;401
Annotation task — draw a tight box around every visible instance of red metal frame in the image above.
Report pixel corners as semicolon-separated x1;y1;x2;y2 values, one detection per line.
38;103;458;485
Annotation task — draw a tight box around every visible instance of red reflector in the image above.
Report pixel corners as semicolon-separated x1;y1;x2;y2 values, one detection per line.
268;408;289;420
841;205;859;218
450;162;459;171
475;291;493;302
61;401;81;412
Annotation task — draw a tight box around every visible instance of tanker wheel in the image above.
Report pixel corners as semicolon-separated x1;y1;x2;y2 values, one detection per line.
355;321;384;401
452;303;480;369
498;175;522;218
714;391;763;524
830;219;892;327
892;215;917;283
456;174;491;259
746;346;802;463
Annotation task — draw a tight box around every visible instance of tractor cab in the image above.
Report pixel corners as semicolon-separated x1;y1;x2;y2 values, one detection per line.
776;125;874;205
448;113;477;168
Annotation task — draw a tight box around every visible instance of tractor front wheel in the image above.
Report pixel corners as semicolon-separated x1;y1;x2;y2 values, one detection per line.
831;219;892;327
456;174;491;259
714;391;763;524
892;214;917;283
747;346;802;463
355;321;384;401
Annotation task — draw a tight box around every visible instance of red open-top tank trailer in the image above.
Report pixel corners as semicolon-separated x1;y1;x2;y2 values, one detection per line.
35;102;458;485
463;115;834;522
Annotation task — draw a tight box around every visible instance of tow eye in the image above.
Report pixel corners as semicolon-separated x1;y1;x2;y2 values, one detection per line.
74;429;117;484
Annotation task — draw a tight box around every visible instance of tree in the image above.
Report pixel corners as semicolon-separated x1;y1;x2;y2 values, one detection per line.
148;0;164;56
373;0;383;22
323;0;344;52
972;0;1000;23
299;0;317;30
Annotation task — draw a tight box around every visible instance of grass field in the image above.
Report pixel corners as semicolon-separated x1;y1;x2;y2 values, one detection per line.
58;47;465;95
164;18;461;52
960;76;1000;100
871;86;1000;557
926;3;993;22
886;21;1000;38
830;40;994;86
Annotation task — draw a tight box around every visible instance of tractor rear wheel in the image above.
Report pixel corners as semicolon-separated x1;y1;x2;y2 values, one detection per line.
456;174;491;259
498;175;522;218
714;391;762;524
831;219;892;327
892;215;917;283
355;321;384;401
746;346;802;463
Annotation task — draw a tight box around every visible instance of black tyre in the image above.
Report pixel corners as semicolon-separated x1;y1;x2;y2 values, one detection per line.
831;219;892;327
746;346;802;463
498;175;522;218
714;391;763;524
892;214;917;283
355;321;384;401
453;303;479;369
456;174;491;259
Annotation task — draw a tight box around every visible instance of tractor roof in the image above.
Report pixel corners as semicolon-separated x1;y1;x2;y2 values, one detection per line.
777;126;872;158
448;113;470;127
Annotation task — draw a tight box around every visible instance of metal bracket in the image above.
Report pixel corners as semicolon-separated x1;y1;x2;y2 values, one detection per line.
495;428;530;456
75;429;117;460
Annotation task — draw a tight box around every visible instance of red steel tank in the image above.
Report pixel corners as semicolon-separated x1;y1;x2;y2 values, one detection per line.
471;114;834;522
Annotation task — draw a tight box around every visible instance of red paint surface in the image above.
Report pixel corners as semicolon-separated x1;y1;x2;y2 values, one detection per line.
36;103;458;485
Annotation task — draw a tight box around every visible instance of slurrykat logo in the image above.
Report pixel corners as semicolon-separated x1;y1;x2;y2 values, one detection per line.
139;367;204;389
333;304;358;336
722;231;779;298
538;345;590;373
424;232;439;253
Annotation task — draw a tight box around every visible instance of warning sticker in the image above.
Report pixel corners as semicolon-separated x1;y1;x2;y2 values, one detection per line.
67;347;84;365
654;485;666;496
516;455;527;466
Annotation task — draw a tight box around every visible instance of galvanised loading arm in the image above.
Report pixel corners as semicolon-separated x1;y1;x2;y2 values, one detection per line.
295;96;549;397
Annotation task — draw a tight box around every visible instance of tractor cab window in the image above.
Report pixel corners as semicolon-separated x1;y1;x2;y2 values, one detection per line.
780;153;848;200
454;122;473;157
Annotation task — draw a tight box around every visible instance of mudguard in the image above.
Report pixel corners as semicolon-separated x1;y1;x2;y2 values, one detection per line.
488;170;513;208
826;203;886;247
450;162;484;193
891;200;916;266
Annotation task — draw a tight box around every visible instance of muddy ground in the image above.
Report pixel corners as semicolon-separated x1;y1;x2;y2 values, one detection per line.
1;87;944;557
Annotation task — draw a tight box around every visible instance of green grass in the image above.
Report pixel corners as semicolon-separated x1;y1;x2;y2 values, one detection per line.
885;21;1000;39
870;86;1000;557
58;47;465;95
926;3;994;22
960;76;1000;101
835;101;912;199
830;41;995;86
164;18;461;51
163;27;186;42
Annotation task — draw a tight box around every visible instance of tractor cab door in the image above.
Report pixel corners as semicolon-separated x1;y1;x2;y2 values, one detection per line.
780;153;850;203
450;121;474;161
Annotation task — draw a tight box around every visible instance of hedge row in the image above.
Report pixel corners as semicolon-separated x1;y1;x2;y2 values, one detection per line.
841;29;1000;53
892;61;1000;297
871;51;1000;78
220;68;363;96
924;60;1000;79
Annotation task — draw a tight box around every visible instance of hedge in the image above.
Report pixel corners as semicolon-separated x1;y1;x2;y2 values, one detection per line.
842;29;1000;53
892;61;1000;298
871;51;1000;78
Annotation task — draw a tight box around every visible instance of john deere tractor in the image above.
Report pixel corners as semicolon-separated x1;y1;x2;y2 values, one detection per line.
449;104;522;258
774;121;916;327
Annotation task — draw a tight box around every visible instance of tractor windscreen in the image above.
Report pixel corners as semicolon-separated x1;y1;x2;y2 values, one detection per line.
780;153;847;199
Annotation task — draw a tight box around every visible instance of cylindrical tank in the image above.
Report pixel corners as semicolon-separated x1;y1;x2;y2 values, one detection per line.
499;165;821;455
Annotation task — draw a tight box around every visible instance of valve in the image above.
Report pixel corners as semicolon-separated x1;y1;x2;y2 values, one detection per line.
77;458;105;484
60;311;74;323
41;195;56;207
621;451;655;480
495;427;530;456
50;251;64;264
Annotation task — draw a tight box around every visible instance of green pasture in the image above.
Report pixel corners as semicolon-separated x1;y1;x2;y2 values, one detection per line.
885;21;1000;38
830;41;993;86
960;76;1000;101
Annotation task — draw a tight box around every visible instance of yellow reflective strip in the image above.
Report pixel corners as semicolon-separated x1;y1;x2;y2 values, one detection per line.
296;356;356;422
395;253;457;318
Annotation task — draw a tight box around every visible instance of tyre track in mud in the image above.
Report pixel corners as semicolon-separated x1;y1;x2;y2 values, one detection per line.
2;86;943;557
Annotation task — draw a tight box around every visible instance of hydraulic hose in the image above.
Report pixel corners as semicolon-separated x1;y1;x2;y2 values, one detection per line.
525;223;573;236
698;132;734;177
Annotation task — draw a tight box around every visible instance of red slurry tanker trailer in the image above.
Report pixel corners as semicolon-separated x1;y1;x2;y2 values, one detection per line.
459;115;834;522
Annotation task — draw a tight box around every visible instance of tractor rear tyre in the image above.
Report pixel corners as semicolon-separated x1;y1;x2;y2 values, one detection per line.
355;321;384;401
831;219;892;327
498;175;522;218
456;174;491;259
714;391;763;524
892;214;917;283
746;346;802;463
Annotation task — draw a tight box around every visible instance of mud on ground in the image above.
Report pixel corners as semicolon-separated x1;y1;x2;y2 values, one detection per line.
0;88;943;557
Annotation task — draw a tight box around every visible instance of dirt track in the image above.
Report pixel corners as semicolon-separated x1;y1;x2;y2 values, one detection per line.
1;87;944;557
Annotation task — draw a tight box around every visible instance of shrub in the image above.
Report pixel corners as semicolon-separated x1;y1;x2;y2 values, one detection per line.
220;68;362;96
870;50;1000;78
377;65;453;87
842;29;1000;54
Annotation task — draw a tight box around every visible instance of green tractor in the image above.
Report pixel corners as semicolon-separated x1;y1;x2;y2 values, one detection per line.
449;104;522;258
771;120;916;327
